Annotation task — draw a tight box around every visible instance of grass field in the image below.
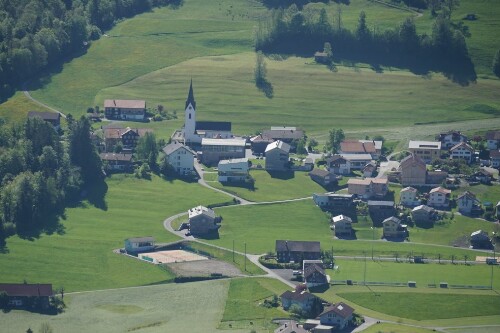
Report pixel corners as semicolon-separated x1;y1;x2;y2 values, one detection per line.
206;200;493;258
0;91;53;124
219;277;288;331
329;259;500;289
360;323;436;333
0;280;252;333
339;292;500;320
209;169;322;201
0;174;230;292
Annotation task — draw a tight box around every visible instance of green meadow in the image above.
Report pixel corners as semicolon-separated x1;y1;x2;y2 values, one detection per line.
208;200;493;258
0;174;229;292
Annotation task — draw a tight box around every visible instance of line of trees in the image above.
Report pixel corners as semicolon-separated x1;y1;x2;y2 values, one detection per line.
0;0;179;101
0;116;101;242
255;5;476;84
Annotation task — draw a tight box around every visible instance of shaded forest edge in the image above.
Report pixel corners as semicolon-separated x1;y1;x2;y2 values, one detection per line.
0;0;183;102
0;116;104;249
255;6;477;85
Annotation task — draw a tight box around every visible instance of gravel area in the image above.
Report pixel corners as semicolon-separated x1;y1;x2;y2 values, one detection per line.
166;259;244;277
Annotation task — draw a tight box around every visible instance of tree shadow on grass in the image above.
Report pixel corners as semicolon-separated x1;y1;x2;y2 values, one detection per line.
86;179;108;211
256;79;274;99
220;181;255;191
194;230;220;240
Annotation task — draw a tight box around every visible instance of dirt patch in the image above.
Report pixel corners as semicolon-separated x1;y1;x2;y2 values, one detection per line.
166;259;243;277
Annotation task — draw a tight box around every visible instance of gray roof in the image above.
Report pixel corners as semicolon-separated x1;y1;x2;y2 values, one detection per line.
28;111;60;121
412;205;434;213
163;141;196;156
126;236;154;243
265;140;291;153
320;302;354;319
280;290;315;302
368;200;394;207
276;240;320;253
309;168;330;178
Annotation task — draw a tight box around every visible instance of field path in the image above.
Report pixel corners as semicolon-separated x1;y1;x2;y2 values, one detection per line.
23;82;67;119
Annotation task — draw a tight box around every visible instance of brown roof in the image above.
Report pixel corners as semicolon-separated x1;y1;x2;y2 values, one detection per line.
99;153;133;162
485;131;500;140
104;99;145;109
250;134;274;143
340;140;376;154
320;302;354;319
275;240;321;253
28;111;60;121
399;154;426;170
280;290;315;302
347;178;371;186
430;187;451;195
303;263;326;279
104;127;152;139
0;283;53;297
309;168;330;178
326;155;347;164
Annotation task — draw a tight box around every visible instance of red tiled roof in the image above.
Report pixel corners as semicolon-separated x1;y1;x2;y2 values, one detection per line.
0;283;53;297
104;99;145;109
340;140;376;154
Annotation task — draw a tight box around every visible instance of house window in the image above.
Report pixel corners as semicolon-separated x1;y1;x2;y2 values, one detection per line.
189;113;191;119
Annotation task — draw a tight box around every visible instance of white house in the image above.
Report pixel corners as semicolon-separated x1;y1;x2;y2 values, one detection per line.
340;153;373;170
163;141;196;176
317;302;354;330
218;158;249;182
428;187;451;208
457;191;479;215
437;131;468;149
326;155;351;175
265;140;291;171
450;142;474;164
125;237;155;253
399;187;420;207
408;141;441;163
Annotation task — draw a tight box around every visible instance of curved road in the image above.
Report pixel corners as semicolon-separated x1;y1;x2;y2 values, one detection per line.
23;84;67;119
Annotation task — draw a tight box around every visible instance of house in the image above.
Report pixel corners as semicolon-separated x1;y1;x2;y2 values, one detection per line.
100;153;133;172
309;168;334;187
275;240;321;263
398;154;427;186
368;201;396;223
472;169;493;184
280;290;317;312
265;140;291;171
263;126;304;147
437;131;468;149
274;320;308;333
382;216;408;238
0;283;53;309
428;187;451;208
303;260;329;288
218;158;250;182
408;140;442;163
182;81;232;145
339;140;379;159
103;126;152;151
332;215;352;236
411;205;437;224
250;134;274;155
340;153;373;170
485;130;500;150
325;155;350;175
347;178;388;199
163;141;196;176
363;162;377;177
188;206;220;235
314;51;329;63
317;302;354;330
490;150;500;168
400;187;420;207
304;157;314;171
426;170;448;185
450;142;474;164
359;140;383;159
200;138;246;166
312;193;354;210
457;191;480;215
104;99;146;120
125;237;155;253
470;230;491;249
28;111;61;130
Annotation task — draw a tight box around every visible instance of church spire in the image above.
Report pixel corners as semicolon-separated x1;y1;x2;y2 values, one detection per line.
185;79;196;110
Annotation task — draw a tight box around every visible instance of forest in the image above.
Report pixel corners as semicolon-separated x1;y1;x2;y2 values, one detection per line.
0;116;102;243
0;0;178;101
255;4;476;84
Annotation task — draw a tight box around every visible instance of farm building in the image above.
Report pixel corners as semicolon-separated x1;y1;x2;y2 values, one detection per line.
309;168;334;187
347;178;388;199
200;138;246;166
125;237;155;253
100;153;133;172
275;240;321;263
0;283;53;309
104;99;146;120
250;134;274;155
28;111;61;130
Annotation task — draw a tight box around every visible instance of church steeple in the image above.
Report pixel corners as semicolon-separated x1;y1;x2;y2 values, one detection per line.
185;79;196;110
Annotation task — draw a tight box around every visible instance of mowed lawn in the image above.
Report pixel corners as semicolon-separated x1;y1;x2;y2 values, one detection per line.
207;200;492;258
359;323;436;333
338;292;500;320
209;170;323;202
0;280;251;333
0;174;229;292
219;278;288;331
329;259;500;289
100;52;500;138
0;91;53;124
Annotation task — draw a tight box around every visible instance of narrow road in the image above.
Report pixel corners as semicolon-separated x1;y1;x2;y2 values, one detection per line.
23;83;67;119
